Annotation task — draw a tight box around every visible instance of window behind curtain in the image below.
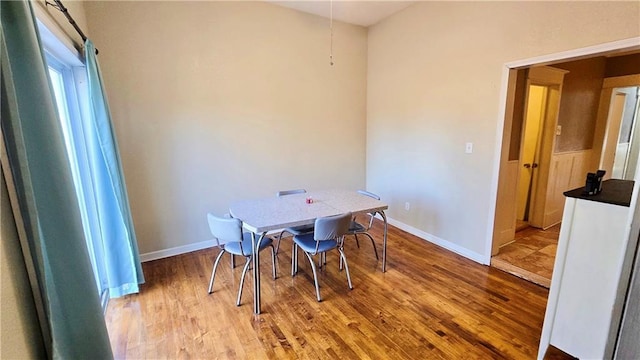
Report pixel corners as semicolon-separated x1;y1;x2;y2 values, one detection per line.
40;23;108;310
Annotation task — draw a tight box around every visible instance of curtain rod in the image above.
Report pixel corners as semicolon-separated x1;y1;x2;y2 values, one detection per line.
45;0;98;55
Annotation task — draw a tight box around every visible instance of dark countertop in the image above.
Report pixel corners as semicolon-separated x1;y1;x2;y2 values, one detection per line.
564;179;635;207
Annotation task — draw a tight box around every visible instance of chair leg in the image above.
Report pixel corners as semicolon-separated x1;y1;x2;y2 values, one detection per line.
338;248;353;290
275;230;288;256
236;256;252;306
270;244;277;279
363;232;379;260
303;251;322;302
354;233;360;248
208;249;226;294
291;242;298;276
230;253;236;269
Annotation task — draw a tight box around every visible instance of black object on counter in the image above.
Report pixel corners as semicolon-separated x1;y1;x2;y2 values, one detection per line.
596;170;606;193
584;170;606;195
565;179;634;207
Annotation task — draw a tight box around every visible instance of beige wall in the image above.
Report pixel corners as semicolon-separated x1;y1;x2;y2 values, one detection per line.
367;1;640;258
554;57;607;152
84;1;368;254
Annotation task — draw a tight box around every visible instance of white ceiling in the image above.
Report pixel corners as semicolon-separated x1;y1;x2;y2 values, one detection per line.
268;1;415;27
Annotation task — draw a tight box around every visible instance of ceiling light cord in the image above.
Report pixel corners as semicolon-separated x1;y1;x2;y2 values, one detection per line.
330;0;334;66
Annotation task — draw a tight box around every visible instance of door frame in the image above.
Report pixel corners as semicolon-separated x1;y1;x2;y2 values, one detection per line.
491;66;567;255
592;75;640;178
485;37;640;263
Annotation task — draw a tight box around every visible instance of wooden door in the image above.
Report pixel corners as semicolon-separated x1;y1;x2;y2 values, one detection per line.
516;85;546;221
525;67;568;229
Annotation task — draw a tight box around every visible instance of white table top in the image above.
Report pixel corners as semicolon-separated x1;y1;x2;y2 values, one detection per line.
229;189;388;233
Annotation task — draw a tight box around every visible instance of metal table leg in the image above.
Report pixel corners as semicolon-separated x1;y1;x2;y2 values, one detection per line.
381;211;388;272
252;232;266;314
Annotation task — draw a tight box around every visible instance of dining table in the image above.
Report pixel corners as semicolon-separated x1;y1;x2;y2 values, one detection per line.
229;189;389;314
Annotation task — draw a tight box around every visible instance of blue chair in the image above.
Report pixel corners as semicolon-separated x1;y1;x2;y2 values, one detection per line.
275;189;315;256
347;190;380;260
291;212;353;302
207;213;276;306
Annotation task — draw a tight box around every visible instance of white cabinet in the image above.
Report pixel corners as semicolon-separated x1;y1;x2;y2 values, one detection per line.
538;180;634;359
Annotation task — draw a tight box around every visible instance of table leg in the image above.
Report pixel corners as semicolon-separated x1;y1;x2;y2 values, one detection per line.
252;232;266;315
381;211;388;272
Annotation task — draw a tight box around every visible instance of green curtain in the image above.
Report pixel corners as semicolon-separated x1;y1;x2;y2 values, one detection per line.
83;39;144;298
0;1;112;358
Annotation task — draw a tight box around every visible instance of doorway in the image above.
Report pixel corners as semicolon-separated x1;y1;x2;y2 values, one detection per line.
493;67;567;287
609;87;640;180
515;78;565;231
610;92;631;176
490;49;640;288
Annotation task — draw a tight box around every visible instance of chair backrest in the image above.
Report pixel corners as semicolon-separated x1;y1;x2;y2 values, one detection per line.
277;189;307;197
358;189;380;200
314;212;352;241
207;213;243;247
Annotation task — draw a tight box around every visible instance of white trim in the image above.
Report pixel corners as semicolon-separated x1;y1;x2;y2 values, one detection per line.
609;179;640;357
142;217;489;265
485;65;512;261
486;36;640;265
505;37;640;69
140;230;283;262
385;217;489;265
101;290;109;315
140;239;217;262
34;13;83;66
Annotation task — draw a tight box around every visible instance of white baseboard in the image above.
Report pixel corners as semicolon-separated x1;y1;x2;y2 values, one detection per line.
141;220;490;265
383;216;490;265
140;239;216;262
140;231;281;262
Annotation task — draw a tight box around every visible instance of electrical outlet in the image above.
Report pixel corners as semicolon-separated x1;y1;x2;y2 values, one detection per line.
465;142;473;154
405;202;410;211
556;125;562;136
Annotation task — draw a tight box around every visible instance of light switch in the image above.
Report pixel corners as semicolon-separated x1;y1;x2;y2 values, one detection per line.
465;142;473;154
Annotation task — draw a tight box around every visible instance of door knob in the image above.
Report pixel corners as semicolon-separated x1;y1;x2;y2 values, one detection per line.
532;163;539;168
524;163;531;168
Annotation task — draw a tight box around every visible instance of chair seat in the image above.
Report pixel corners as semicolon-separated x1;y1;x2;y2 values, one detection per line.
285;224;315;236
348;221;366;233
225;232;273;256
293;233;337;253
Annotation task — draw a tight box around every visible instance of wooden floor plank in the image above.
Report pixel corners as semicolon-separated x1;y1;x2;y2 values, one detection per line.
105;220;572;359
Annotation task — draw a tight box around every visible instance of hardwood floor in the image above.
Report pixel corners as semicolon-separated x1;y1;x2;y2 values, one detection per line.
491;224;561;288
106;221;572;359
